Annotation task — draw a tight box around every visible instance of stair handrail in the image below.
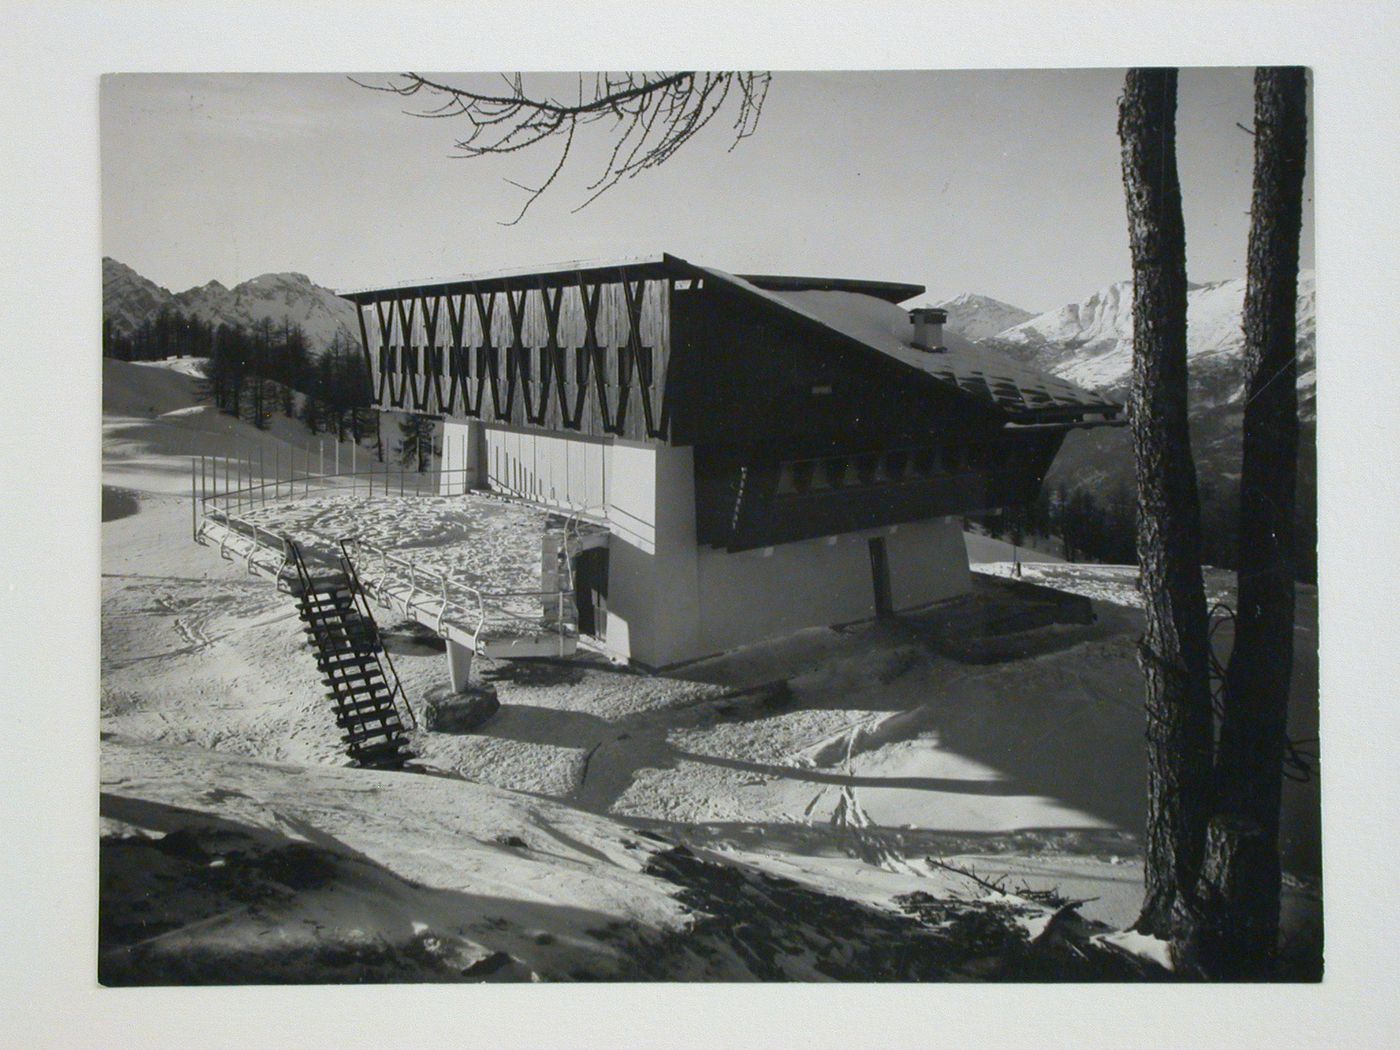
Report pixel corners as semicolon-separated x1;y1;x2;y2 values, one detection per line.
337;538;417;731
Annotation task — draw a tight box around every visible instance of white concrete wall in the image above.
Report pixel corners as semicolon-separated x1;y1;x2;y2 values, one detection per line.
477;424;608;512
601;443;970;667
600;442;704;667
691;517;969;659
438;422;971;667
438;420;483;495
885;519;971;610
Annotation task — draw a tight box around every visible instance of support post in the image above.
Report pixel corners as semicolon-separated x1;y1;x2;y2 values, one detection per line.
446;638;474;693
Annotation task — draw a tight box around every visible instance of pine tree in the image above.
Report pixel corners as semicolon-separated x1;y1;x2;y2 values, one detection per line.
396;412;438;472
1200;66;1309;979
1118;67;1216;942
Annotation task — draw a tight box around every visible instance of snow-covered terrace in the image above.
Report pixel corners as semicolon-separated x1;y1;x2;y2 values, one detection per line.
194;469;583;655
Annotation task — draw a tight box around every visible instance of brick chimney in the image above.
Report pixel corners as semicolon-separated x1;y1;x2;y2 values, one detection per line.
909;307;947;352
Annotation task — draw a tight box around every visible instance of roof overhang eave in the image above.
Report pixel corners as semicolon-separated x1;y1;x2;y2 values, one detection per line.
1002;410;1125;430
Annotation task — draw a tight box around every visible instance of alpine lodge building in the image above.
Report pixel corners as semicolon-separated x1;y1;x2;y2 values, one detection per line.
340;254;1119;669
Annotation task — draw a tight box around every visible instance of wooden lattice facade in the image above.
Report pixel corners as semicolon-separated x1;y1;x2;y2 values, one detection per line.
349;259;677;443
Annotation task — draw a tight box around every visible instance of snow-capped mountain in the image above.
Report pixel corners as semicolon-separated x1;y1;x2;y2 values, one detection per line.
932;292;1035;344
103;258;175;335
103;257;361;352
983;271;1320;573
983;271;1316;418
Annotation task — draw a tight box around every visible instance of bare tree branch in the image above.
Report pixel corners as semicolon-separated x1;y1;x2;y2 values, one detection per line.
352;71;771;224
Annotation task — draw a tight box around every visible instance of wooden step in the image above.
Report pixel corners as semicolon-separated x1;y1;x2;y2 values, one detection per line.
326;681;391;701
304;620;378;641
317;677;383;694
337;693;398;714
316;656;380;674
300;589;355;605
326;702;394;728
336;710;401;730
311;643;381;659
342;722;403;744
348;738;411;766
285;574;352;597
301;599;358;616
351;748;410;769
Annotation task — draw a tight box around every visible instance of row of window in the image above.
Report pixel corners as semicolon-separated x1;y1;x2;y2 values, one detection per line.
379;344;655;387
773;443;1014;496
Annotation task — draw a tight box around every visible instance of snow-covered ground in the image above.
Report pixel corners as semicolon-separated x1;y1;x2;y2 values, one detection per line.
99;358;1322;981
232;492;559;630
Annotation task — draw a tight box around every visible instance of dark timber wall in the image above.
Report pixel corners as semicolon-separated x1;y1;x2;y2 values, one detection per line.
666;284;1001;451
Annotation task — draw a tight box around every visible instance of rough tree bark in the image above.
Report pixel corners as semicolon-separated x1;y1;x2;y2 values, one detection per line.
1117;68;1217;939
1200;66;1308;979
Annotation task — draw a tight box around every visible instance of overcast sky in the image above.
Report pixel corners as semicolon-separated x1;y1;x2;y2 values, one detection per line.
102;68;1313;313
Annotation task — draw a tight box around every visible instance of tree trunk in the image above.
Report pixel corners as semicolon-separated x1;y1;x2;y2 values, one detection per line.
1206;66;1308;978
1117;68;1216;938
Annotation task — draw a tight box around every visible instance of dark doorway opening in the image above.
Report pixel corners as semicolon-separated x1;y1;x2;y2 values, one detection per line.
573;546;609;640
868;536;894;620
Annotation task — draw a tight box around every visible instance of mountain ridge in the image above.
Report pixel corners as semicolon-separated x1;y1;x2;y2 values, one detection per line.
933;292;1035;343
103;257;360;352
975;270;1316;418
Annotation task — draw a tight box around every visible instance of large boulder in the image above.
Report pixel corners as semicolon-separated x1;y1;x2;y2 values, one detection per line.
421;686;500;733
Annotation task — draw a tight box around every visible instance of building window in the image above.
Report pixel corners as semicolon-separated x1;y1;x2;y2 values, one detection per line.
775;463;796;495
884;450;909;481
824;457;850;488
791;461;816;494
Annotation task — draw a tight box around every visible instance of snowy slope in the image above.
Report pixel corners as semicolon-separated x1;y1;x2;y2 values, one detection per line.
98;359;1322;981
102;357;375;501
933;292;1034;343
103;257;361;351
985;271;1317;415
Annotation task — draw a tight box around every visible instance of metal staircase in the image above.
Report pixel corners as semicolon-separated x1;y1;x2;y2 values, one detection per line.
285;538;416;770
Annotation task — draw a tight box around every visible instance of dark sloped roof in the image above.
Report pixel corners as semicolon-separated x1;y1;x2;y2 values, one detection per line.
736;273;924;304
695;267;1121;424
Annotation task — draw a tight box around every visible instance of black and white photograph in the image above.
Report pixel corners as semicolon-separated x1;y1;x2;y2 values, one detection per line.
96;61;1322;983
5;1;1400;1046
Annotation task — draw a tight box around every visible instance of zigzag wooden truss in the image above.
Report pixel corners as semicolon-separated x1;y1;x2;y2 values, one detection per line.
355;268;671;442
